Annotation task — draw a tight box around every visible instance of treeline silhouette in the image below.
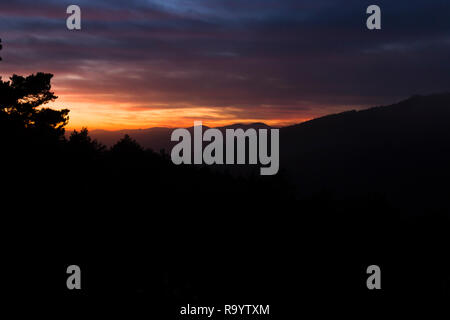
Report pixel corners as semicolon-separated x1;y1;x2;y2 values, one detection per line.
1;71;449;316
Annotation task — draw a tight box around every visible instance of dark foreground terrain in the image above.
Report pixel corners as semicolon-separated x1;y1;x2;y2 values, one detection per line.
2;77;450;317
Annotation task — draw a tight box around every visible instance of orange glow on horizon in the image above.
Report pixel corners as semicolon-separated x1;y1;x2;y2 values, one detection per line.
50;93;312;131
2;73;340;131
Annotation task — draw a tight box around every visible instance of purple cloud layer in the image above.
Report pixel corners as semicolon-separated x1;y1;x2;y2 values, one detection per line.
1;0;450;128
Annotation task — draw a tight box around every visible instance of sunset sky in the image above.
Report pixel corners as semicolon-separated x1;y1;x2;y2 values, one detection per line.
1;0;450;130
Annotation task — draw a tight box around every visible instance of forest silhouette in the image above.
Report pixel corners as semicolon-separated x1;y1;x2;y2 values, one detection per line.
1;37;449;315
1;67;294;314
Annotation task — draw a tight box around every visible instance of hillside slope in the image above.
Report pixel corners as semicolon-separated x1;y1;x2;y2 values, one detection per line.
280;93;450;213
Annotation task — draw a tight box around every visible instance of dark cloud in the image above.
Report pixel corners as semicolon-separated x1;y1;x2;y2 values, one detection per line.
1;0;449;128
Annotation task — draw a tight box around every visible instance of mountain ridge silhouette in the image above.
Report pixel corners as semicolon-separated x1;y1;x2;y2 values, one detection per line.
76;93;450;156
280;92;450;212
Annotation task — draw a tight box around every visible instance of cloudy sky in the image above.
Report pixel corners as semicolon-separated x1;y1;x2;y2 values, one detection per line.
1;0;449;129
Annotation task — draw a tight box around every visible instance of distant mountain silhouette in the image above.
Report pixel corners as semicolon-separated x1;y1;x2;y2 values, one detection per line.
78;122;273;151
85;127;173;151
82;93;450;209
86;92;450;213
